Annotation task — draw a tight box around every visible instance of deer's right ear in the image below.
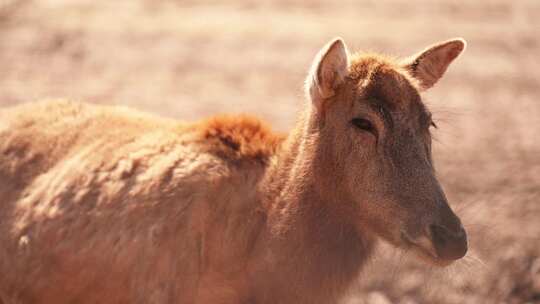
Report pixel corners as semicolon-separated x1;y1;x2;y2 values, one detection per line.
305;38;349;110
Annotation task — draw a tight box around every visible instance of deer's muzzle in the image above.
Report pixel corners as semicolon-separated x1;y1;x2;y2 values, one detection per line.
430;222;468;260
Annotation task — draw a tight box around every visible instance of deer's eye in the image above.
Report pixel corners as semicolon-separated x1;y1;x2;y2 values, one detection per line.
351;118;376;135
430;121;438;129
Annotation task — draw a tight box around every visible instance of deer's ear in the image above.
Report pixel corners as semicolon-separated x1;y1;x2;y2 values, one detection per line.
306;38;349;109
403;38;466;90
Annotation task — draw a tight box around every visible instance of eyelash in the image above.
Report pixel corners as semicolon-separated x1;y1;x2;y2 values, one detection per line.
351;118;377;135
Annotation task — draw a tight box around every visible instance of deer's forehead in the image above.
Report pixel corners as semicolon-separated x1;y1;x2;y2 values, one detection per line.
347;55;426;120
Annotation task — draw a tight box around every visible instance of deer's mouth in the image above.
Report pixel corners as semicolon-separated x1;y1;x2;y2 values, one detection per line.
400;232;454;267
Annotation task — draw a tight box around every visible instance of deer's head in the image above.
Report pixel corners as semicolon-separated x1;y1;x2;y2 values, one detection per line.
305;38;467;266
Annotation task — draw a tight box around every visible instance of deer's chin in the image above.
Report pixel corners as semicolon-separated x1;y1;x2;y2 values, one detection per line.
400;233;455;267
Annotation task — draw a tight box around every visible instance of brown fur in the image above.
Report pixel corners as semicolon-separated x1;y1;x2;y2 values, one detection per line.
194;115;285;163
0;38;467;304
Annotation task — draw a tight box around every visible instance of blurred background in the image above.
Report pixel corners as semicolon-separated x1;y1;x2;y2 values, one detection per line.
1;0;539;303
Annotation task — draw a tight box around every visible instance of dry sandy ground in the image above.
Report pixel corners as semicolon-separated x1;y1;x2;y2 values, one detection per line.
0;0;539;303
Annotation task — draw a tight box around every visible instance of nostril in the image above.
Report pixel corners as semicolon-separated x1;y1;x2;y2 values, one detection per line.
430;224;468;260
431;224;450;244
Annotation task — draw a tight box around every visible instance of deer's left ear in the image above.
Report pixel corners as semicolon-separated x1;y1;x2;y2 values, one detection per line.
403;38;466;90
306;38;349;110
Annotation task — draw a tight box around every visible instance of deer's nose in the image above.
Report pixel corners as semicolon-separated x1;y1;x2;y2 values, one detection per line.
430;223;468;260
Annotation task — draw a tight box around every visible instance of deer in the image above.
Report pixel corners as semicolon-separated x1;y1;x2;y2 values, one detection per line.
0;37;468;304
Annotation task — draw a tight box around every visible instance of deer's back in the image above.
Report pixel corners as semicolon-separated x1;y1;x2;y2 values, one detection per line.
0;100;280;303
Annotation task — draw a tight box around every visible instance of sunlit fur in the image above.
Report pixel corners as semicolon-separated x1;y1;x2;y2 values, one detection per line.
0;38;465;304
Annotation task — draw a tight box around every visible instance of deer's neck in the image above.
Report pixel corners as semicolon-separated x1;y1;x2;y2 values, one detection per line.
256;111;374;301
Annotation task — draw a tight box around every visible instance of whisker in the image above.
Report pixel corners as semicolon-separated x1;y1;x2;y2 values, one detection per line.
464;253;487;269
